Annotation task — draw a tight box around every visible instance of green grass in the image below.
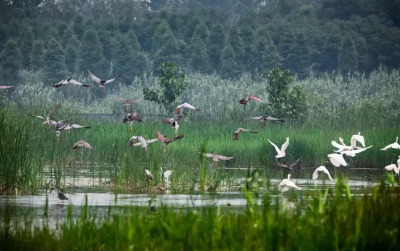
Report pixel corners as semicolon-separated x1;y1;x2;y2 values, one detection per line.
1;108;400;194
1;182;400;250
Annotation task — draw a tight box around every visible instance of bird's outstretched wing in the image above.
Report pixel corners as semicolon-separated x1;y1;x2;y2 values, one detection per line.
155;130;167;142
281;137;290;153
87;69;101;84
47;103;62;118
104;74;122;85
26;114;44;119
268;140;281;154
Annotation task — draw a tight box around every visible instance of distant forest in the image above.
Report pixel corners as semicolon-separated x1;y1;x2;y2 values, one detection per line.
1;0;400;85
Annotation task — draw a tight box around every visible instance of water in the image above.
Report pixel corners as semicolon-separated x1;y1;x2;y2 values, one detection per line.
0;166;386;228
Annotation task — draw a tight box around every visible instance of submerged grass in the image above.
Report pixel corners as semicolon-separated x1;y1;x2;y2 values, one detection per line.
1;182;400;250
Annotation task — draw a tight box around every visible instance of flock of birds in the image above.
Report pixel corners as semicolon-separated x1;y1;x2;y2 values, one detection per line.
1;73;400;199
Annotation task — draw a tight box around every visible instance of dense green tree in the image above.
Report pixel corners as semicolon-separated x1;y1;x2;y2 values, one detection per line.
18;27;35;69
189;36;209;73
61;27;75;49
284;32;311;78
226;27;245;75
73;16;85;40
354;35;371;72
184;16;202;42
220;44;239;79
97;29;117;62
30;40;45;72
44;38;67;84
192;23;209;43
105;20;119;37
5;19;21;39
56;21;68;39
65;35;80;74
114;35;136;83
85;18;95;28
0;40;22;84
45;27;60;44
151;21;172;55
318;33;340;73
206;24;225;72
0;24;7;51
143;62;188;112
127;29;141;51
240;26;255;71
79;28;106;75
153;32;184;73
338;35;359;74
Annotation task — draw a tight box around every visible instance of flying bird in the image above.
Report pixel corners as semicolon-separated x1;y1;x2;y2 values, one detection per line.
62;123;92;134
332;140;354;152
380;137;400;150
0;86;13;89
53;78;90;88
350;132;365;148
202;153;233;162
155;130;184;146
239;95;272;105
250;115;285;126
340;145;373;157
278;174;301;192
268;137;289;158
277;158;301;170
114;97;142;111
162;117;181;135
87;69;121;90
52;120;69;139
231;128;259;140
26;103;62;127
72;140;94;150
312;166;334;181
123;112;142;131
175;102;201;113
128;135;158;151
327;153;348;167
384;163;399;175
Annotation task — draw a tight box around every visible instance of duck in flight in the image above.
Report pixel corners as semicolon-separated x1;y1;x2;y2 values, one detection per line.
128;135;158;151
114;97;142;111
239;95;272;105
174;101;201;114
162;117;181;135
123;113;142;131
87;69;121;91
72;140;94;150
53;78;90;88
155;130;184;146
26;103;61;128
250;115;285;126
231;128;259;140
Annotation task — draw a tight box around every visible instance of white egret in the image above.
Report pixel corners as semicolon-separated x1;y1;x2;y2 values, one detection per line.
312;166;334;181
278;174;301;192
268;137;289;158
328;153;348;167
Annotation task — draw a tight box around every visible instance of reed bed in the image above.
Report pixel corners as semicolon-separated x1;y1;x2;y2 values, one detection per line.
1;182;400;250
1;68;400;193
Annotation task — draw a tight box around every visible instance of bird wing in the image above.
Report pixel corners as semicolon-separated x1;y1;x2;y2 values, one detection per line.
146;138;159;144
249;95;264;103
231;132;239;140
172;134;184;141
53;79;65;87
268;139;281;154
104;74;122;84
351;134;365;148
47;103;62;118
173;107;182;115
132;113;142;122
250;116;263;120
280;137;290;153
202;153;213;158
0;86;13;89
352;145;372;154
114;97;126;102
312;167;320;180
182;102;196;110
323;167;334;181
328;153;348;167
26;114;45;120
289;158;301;168
126;99;142;104
332;140;345;150
155;130;167;142
339;137;346;146
162;118;174;125
138;136;146;144
87;69;101;84
70;123;92;129
216;155;233;160
79;140;93;149
69;79;84;86
384;164;397;171
380;143;393;151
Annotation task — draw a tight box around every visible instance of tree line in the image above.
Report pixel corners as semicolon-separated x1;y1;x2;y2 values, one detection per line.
1;0;399;86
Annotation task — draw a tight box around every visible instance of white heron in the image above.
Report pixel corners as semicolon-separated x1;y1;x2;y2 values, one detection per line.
278;174;301;192
268;137;289;158
381;137;400;150
312;166;334;181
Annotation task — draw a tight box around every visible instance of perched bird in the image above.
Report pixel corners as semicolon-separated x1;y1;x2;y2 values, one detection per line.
155;130;184;146
53;78;90;88
162;118;181;135
231;128;259;140
350;132;365;148
144;169;154;180
278;174;301;192
52;188;68;200
72;140;94;150
175;101;202;113
239;95;272;105
114;97;142;111
250;115;285;126
87;69;121;91
123;113;142;131
26;103;62;127
268;137;289;158
380;137;400;150
340;145;373;157
312;166;334;181
0;85;13;89
277;159;301;170
327;153;348;167
128;135;158;151
202;153;234;162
